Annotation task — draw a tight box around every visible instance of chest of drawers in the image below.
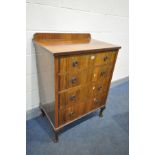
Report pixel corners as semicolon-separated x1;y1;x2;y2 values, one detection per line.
33;33;121;142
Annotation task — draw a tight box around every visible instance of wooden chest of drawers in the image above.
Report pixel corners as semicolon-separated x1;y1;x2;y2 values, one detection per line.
33;33;121;142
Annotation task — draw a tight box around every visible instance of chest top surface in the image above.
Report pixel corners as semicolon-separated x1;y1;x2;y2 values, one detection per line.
33;33;121;56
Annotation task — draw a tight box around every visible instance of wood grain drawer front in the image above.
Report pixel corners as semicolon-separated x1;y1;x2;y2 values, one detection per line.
91;95;106;109
90;81;109;98
59;105;78;126
89;83;108;109
59;55;83;73
59;51;116;73
91;66;112;82
59;102;88;126
94;51;116;66
59;70;91;91
59;88;82;109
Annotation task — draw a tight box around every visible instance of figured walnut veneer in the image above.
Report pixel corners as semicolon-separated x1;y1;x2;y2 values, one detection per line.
33;33;121;141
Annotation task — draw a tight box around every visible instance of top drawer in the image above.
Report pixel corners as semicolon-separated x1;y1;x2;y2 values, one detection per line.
59;51;116;73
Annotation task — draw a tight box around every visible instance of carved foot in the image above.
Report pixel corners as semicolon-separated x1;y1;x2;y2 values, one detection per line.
52;131;59;143
99;112;104;118
41;109;45;117
99;107;105;118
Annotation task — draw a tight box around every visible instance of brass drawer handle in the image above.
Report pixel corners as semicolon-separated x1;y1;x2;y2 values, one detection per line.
70;95;76;102
72;60;79;67
100;71;106;77
98;86;102;91
94;98;99;104
70;77;77;84
69;111;75;118
103;56;108;61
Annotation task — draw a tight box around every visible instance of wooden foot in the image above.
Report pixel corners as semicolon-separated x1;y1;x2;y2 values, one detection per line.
52;130;59;143
41;109;45;117
99;107;105;118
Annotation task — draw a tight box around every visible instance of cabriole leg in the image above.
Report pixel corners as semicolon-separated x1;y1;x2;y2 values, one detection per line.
99;107;105;118
52;130;59;143
41;109;45;117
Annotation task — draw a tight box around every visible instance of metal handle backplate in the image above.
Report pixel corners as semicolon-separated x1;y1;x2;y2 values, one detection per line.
103;56;108;61
70;77;77;84
70;95;76;102
72;60;79;67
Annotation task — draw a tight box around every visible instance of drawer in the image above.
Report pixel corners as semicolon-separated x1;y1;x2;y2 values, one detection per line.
90;66;112;82
59;86;89;109
90;81;109;97
59;70;91;91
91;95;107;109
94;51;116;66
59;55;85;74
59;101;92;126
59;87;81;109
59;51;116;73
59;105;78;126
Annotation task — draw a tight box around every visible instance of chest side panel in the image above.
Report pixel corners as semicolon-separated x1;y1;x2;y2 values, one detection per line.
34;45;55;126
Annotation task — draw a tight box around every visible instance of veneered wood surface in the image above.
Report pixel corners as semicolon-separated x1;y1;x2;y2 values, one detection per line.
33;33;91;41
33;33;121;56
34;45;56;125
58;51;118;126
54;57;59;128
33;33;121;129
58;51;116;91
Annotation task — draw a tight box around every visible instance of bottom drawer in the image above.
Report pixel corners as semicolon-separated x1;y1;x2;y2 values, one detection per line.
59;105;77;126
91;95;106;109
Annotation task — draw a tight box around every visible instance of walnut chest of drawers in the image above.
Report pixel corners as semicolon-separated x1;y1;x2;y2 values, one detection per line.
33;33;121;142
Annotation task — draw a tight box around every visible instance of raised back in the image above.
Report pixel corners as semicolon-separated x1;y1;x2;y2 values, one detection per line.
33;33;91;41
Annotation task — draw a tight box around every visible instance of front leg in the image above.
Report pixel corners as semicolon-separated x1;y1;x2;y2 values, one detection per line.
99;107;106;118
40;108;45;117
52;130;59;143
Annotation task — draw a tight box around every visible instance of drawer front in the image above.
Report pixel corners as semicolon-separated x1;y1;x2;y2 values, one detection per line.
59;86;89;109
90;81;109;97
59;88;82;109
91;95;107;109
59;102;88;126
88;82;108;110
59;51;116;73
59;70;91;91
59;105;78;126
94;51;116;66
90;66;112;82
59;55;85;74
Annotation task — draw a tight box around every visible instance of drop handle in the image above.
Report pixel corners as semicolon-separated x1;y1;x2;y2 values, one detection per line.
94;98;100;104
103;56;108;61
72;60;79;67
70;95;76;102
69;111;75;117
98;86;102;91
100;71;106;77
70;77;77;84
